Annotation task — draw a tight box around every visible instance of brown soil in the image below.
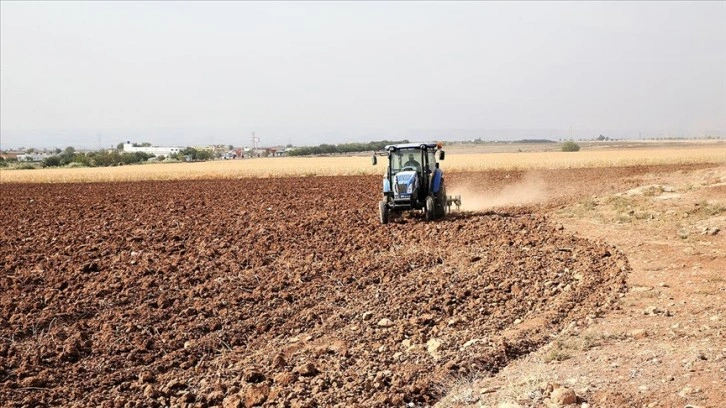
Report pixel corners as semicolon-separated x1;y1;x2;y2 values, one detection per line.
439;164;726;408
1;163;723;408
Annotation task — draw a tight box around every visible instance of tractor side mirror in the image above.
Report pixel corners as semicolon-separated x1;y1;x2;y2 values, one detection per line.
439;150;445;160
372;155;377;165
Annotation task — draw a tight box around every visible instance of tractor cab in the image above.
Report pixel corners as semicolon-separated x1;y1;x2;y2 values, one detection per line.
372;142;460;224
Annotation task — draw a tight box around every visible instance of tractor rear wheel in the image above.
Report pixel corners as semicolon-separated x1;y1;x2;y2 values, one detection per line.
425;195;435;221
436;183;447;217
379;200;389;224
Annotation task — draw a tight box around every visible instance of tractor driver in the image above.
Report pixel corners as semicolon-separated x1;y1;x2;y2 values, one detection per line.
403;153;420;171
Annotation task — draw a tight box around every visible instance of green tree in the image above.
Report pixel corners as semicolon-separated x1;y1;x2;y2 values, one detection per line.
58;147;77;165
178;147;214;161
196;149;213;160
561;140;581;152
180;147;197;160
43;156;62;167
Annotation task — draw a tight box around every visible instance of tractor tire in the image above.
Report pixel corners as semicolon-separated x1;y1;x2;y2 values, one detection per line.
425;195;435;221
436;184;447;217
379;200;389;224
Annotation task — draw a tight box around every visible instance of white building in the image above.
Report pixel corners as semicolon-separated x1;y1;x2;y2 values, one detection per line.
17;153;52;162
123;142;183;157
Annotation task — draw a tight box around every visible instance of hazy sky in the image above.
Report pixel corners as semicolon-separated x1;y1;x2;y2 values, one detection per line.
1;1;725;148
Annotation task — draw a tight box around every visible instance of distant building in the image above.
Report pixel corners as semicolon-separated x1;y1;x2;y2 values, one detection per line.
17;153;52;162
272;147;290;157
123;142;183;157
0;152;20;161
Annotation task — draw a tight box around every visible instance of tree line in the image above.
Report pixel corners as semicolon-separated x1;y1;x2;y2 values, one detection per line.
41;147;155;167
287;140;410;156
39;146;215;168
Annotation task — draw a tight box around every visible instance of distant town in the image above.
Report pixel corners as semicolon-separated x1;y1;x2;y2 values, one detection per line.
0;141;300;169
0;139;410;169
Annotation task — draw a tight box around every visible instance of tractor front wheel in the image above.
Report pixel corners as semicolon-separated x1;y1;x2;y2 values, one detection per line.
425;195;435;221
379;200;389;224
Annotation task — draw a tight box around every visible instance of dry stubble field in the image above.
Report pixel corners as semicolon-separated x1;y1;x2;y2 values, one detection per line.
1;142;725;183
1;145;725;407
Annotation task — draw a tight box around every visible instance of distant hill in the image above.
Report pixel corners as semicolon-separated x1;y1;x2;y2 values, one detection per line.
513;139;557;144
466;138;557;144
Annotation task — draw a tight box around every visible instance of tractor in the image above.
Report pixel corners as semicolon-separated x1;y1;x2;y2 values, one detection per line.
372;142;461;224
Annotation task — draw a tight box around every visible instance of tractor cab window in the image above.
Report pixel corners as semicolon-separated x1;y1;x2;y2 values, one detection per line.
426;150;437;172
390;149;421;174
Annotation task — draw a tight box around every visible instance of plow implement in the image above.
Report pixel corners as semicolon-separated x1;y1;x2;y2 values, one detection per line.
446;195;462;212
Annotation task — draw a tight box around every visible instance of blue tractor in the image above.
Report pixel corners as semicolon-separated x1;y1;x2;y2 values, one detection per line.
372;142;461;224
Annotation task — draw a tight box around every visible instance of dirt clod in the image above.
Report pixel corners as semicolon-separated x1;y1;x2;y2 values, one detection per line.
244;384;269;407
293;362;319;377
550;387;578;405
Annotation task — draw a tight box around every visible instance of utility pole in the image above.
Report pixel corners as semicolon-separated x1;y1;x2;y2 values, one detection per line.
251;131;260;151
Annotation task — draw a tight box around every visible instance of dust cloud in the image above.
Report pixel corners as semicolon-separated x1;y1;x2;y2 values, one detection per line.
448;173;548;211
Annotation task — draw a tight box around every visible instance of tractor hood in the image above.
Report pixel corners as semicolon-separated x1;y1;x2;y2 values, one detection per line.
393;171;418;199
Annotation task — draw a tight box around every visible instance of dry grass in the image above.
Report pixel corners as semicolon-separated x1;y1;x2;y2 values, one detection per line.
542;341;573;363
1;145;724;183
447;147;726;172
434;363;551;407
0;156;379;183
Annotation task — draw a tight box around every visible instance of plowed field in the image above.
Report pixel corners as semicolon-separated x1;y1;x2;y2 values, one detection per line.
0;171;640;407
